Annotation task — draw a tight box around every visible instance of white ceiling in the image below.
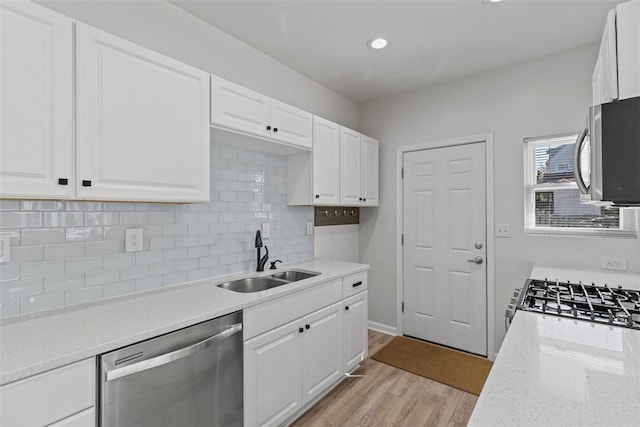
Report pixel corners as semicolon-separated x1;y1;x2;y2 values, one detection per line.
171;0;622;103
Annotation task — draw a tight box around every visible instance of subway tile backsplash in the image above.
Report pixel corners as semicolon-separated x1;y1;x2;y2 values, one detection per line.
0;143;313;319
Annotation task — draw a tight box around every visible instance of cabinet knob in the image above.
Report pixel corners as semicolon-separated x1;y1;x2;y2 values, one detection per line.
58;178;68;185
363;198;367;202
315;195;320;199
345;306;350;311
266;125;271;131
298;327;304;333
82;180;92;187
358;197;362;201
273;127;278;132
305;324;310;330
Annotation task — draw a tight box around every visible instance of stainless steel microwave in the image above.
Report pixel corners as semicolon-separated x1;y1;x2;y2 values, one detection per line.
573;96;640;207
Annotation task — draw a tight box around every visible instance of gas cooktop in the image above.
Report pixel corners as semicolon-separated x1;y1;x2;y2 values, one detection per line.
517;278;640;330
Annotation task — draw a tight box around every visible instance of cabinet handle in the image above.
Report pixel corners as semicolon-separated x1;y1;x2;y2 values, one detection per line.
363;198;367;202
82;180;92;187
358;197;363;201
273;127;278;133
315;195;320;199
267;125;271;131
345;306;350;311
298;327;304;333
352;281;363;288
58;178;68;185
305;324;310;330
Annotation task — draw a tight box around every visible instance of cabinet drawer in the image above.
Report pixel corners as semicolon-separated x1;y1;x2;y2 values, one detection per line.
244;279;342;340
342;271;367;299
0;359;95;427
48;407;95;427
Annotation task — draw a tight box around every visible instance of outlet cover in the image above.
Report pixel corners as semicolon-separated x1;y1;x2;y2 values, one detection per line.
261;222;271;239
125;228;143;253
306;221;314;235
602;256;627;271
0;233;11;263
495;224;511;238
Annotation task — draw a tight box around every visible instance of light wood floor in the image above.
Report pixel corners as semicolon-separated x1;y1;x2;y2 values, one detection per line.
291;330;478;427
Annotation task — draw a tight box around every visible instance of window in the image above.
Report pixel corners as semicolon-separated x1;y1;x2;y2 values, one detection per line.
524;134;636;237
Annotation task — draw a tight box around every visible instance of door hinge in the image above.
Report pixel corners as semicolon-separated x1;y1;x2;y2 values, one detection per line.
401;234;404;245
401;301;404;312
401;167;404;179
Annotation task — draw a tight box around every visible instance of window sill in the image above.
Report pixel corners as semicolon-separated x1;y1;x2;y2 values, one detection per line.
525;227;637;239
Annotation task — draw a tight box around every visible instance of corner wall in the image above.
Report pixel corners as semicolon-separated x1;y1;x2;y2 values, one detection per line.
357;43;640;354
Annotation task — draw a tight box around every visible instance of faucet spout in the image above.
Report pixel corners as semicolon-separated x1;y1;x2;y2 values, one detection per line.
257;246;269;272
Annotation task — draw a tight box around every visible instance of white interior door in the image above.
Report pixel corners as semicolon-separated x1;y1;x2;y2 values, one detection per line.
402;143;487;356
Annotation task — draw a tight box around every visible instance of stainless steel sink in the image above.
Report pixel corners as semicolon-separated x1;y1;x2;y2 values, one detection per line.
216;270;320;293
268;270;319;282
216;277;289;293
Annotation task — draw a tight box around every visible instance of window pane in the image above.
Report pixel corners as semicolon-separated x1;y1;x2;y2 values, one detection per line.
534;141;589;185
534;189;620;228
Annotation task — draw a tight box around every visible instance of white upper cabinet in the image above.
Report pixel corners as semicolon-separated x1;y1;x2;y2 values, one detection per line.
211;76;312;151
76;23;210;202
0;2;74;199
312;117;340;204
361;135;379;206
616;0;640;100
593;1;640;105
211;76;271;139
339;127;362;206
593;10;618;106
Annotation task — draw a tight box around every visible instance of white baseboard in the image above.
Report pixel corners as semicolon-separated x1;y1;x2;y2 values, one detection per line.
368;321;397;336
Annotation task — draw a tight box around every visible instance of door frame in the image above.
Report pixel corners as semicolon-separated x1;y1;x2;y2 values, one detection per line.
395;134;496;360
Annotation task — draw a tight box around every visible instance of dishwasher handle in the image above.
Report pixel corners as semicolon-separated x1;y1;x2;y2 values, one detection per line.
105;322;242;382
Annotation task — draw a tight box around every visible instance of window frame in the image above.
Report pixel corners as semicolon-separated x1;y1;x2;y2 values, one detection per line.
523;133;637;238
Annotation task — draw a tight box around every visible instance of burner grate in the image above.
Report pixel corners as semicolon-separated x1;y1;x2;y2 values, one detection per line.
519;279;640;329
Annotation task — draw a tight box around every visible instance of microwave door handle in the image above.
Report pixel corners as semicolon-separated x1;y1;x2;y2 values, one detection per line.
573;127;590;195
104;323;242;382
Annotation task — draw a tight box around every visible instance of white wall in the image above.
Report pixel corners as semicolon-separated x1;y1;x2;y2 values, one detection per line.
37;0;359;130
358;43;640;354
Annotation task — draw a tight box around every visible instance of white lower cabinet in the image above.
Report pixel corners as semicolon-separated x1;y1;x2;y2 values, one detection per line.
244;271;368;427
0;358;95;427
344;291;368;373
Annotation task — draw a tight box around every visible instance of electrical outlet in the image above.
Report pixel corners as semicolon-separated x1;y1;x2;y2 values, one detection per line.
306;221;314;236
602;256;627;271
125;228;143;253
0;233;11;263
495;224;511;238
261;222;271;239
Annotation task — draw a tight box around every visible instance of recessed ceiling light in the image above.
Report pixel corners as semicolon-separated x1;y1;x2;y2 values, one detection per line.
368;38;388;50
488;0;504;2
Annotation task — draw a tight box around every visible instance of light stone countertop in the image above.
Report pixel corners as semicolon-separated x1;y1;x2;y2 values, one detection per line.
0;259;368;385
468;310;640;427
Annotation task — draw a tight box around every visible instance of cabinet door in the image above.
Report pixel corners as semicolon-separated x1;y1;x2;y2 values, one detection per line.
244;320;303;427
616;0;640;100
361;136;379;206
312;117;340;205
76;23;210;202
343;291;368;373
339;127;362;206
271;100;313;149
302;302;343;405
593;10;618;105
0;2;73;199
49;407;95;427
211;76;271;138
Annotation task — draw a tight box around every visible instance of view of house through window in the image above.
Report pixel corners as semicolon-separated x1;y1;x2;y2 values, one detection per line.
524;134;632;235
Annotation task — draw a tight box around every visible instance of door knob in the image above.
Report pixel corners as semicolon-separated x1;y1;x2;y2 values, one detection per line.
467;256;483;265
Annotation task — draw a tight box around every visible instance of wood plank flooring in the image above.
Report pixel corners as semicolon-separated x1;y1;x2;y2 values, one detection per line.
291;330;478;427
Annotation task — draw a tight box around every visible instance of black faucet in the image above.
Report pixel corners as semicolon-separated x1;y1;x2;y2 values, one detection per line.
255;230;269;272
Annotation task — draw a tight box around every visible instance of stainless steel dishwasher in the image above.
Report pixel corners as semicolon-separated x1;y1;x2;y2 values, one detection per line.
99;311;243;427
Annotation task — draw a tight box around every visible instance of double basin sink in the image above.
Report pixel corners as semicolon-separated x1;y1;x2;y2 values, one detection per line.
217;270;320;293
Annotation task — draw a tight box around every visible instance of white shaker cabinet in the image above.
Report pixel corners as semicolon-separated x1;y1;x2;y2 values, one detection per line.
616;0;640;100
361;135;379;207
343;291;368;373
76;23;210;202
211;76;312;151
244;319;303;427
340;127;379;207
0;358;95;427
0;1;74;199
592;10;618;106
339;127;363;206
311;117;341;204
301;302;343;405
